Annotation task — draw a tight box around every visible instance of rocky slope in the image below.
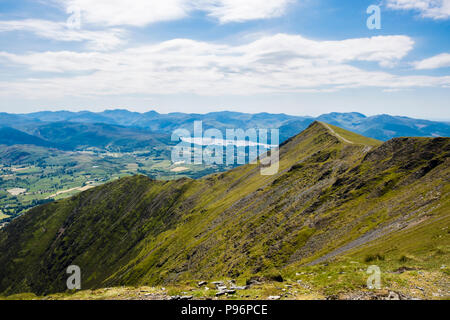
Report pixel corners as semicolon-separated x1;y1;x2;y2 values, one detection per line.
0;122;448;296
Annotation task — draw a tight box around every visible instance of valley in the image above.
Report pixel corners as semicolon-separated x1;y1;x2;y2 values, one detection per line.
1;110;449;227
0;145;232;225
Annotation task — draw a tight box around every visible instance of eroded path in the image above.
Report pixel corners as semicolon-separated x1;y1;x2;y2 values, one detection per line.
319;122;354;144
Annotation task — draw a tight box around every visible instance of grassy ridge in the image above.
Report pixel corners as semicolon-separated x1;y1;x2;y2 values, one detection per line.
0;122;448;297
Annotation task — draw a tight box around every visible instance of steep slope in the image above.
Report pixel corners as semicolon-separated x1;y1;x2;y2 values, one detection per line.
0;127;54;148
0;122;448;295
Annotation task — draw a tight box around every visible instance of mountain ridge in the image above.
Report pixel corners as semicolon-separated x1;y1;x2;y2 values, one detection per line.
1;111;448;146
0;122;448;296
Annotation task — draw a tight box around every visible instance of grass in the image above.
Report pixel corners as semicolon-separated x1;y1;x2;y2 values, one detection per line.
0;122;448;299
0;148;231;223
0;209;8;220
326;123;382;147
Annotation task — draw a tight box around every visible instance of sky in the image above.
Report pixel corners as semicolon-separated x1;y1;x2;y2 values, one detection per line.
0;0;449;119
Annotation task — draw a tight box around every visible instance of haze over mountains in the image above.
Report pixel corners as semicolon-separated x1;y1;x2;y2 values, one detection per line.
0;111;449;152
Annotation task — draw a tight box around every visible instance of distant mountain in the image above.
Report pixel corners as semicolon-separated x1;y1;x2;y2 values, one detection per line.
27;122;171;151
11;110;450;141
0;127;54;148
1;111;449;152
21;109;298;130
316;113;450;141
0;122;448;295
0;144;61;165
0;113;43;128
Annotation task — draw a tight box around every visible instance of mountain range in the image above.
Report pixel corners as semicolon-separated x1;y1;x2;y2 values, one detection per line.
0;111;449;152
0;122;448;296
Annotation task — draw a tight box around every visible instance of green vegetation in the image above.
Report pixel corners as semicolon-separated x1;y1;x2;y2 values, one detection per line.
0;145;232;223
0;122;448;300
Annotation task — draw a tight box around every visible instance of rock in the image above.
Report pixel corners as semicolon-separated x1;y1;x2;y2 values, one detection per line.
393;266;416;274
386;291;400;300
440;265;446;269
198;281;207;287
180;296;193;300
215;287;235;297
246;277;263;286
268;295;281;300
217;286;228;291
212;281;225;289
296;280;311;289
169;295;181;300
230;285;248;290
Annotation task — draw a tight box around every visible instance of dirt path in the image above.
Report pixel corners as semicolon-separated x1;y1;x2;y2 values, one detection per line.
46;185;95;199
319;122;354;144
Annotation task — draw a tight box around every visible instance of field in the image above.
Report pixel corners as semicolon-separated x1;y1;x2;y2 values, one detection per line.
0;145;233;224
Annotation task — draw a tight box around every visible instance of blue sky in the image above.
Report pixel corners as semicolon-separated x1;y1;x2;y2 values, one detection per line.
0;0;449;119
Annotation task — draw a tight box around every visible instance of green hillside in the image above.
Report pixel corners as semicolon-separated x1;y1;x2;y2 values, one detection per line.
0;122;448;298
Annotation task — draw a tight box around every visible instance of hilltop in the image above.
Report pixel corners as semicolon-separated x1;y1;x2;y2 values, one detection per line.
0;122;448;299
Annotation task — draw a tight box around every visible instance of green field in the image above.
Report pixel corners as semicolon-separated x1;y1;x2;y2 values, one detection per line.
0;145;233;223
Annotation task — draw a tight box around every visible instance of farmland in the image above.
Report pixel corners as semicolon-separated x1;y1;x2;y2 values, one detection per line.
0;145;231;224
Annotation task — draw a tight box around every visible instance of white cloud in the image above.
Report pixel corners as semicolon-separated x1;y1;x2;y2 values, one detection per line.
387;0;450;19
0;34;448;99
58;0;190;27
0;1;294;50
198;0;293;23
0;19;125;50
414;53;450;69
57;0;294;26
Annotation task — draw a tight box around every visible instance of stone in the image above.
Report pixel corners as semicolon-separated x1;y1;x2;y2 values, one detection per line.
230;285;248;290
268;295;281;300
212;281;225;289
386;291;400;300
